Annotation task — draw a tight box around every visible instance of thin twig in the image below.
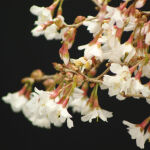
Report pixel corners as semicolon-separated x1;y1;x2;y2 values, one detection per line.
96;66;110;79
124;93;150;99
36;75;55;81
64;17;97;28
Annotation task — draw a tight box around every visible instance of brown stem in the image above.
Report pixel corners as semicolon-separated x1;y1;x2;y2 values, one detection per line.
64;68;102;83
122;93;150;99
64;17;97;28
35;75;55;81
96;66;110;79
141;11;150;16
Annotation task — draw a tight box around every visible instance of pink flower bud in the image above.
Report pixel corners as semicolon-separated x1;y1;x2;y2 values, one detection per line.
59;43;69;65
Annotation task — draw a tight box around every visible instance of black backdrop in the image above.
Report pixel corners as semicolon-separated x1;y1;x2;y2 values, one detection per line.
1;0;150;150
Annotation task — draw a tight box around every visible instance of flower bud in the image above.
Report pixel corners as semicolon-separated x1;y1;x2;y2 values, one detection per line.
21;77;34;84
43;79;55;87
31;69;44;80
54;73;64;84
66;72;73;80
74;16;86;24
52;62;63;71
76;74;84;87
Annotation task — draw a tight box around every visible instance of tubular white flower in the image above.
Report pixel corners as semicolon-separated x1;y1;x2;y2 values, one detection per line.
69;88;88;113
83;16;101;37
2;92;28;113
44;15;65;40
124;16;137;32
30;5;52;25
135;0;146;8
103;63;131;99
31;26;44;37
127;79;144;99
44;24;61;40
99;26;129;63
78;44;103;62
123;120;149;149
81;107;113;123
23;88;57;128
50;104;74;128
109;9;124;28
120;43;136;63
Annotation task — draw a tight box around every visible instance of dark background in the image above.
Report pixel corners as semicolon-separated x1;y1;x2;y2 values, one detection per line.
1;0;150;150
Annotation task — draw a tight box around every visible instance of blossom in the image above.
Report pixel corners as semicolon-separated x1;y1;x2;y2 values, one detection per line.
103;63;131;100
81;107;113;123
127;79;144;99
120;43;136;63
78;43;103;62
69;88;88;113
124;15;137;32
23;88;56;128
109;9;124;28
146;96;150;104
2;92;28;112
31;26;44;37
98;26;127;63
44;15;66;40
50;104;73;128
30;5;52;25
70;57;92;72
123;120;149;149
83;16;101;37
135;0;146;8
44;24;61;40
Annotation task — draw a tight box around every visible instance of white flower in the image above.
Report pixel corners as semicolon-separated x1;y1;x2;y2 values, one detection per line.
145;32;150;45
23;88;56;128
124;15;137;31
120;43;136;63
69;88;88;113
83;16;101;37
105;6;115;18
99;27;128;63
127;78;144;99
109;9;124;28
135;0;146;8
44;24;61;40
50;104;73;128
141;85;150;98
2;92;28;112
103;63;131;99
31;25;44;37
78;44;103;62
146;98;150;104
44;15;65;40
30;5;52;25
81;107;113;123
102;39;123;63
70;57;92;72
123;120;149;149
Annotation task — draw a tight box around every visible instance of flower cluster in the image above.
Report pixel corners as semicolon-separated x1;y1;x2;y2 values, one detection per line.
2;0;150;149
